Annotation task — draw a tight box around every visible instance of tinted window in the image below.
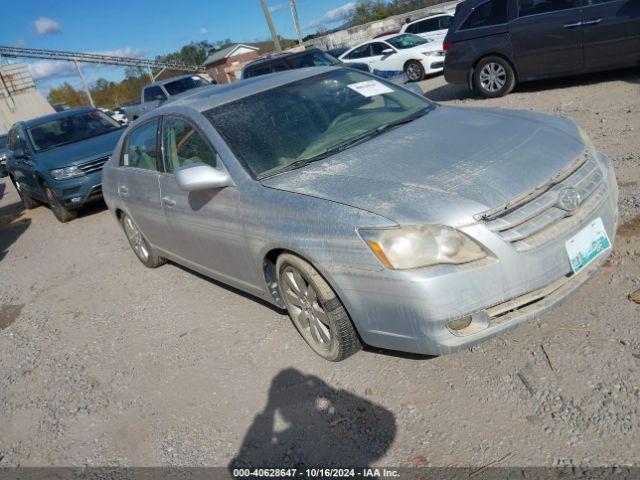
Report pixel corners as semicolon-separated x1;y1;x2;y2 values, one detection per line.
143;86;166;102
416;18;439;33
386;34;428;49
27;111;120;152
122;120;159;170
518;0;580;16
162;118;217;173
0;134;7;149
287;51;339;68
461;0;508;29
370;42;390;56
405;23;417;34
439;16;453;28
163;76;208;96
348;45;371;59
205;69;432;179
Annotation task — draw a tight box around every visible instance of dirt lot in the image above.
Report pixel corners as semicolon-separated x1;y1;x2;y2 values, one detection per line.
1;69;639;470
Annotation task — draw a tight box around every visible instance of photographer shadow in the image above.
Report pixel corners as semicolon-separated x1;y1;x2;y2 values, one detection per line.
229;368;396;469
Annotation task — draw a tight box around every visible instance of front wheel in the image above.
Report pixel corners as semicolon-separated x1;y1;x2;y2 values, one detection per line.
404;60;425;82
120;213;166;268
43;183;77;222
276;254;361;362
10;176;39;210
473;56;516;98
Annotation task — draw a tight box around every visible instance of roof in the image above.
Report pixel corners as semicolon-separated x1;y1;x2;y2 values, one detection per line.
22;107;96;128
165;66;343;113
154;74;203;86
406;12;452;24
203;44;259;66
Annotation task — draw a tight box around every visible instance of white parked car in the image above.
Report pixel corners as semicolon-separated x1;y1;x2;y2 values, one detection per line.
339;33;445;82
399;13;455;43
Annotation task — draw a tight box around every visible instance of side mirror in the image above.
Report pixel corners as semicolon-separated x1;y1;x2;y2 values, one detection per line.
382;48;395;55
12;148;27;160
175;163;234;192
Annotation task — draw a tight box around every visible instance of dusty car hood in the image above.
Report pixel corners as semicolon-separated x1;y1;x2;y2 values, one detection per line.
261;106;586;226
33;128;124;169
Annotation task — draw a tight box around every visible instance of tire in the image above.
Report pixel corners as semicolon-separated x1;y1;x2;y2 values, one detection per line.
473;56;516;98
10;175;38;210
43;183;77;223
404;60;425;82
120;213;166;268
276;253;361;362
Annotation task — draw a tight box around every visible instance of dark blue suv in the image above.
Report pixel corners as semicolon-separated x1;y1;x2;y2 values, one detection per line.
5;108;124;222
443;0;639;97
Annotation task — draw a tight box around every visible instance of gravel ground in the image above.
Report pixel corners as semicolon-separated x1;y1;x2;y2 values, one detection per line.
0;68;639;469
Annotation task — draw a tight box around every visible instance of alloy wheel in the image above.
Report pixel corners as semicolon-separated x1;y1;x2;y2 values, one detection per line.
406;62;423;82
281;266;333;351
123;215;150;262
479;62;507;93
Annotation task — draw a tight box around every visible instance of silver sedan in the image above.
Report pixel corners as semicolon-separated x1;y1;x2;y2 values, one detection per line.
103;67;618;361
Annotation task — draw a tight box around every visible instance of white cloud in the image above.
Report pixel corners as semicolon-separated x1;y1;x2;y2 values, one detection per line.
28;47;147;81
306;2;357;28
199;28;209;34
268;3;283;13
34;17;61;36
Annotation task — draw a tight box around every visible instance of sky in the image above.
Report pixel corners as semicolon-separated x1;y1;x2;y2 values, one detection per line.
1;0;361;95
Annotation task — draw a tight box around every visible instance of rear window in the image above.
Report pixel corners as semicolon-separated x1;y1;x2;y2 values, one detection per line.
460;0;508;29
286;51;339;68
163;76;209;96
517;0;580;16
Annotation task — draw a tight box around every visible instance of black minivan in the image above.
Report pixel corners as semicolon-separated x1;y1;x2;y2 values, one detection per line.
443;0;639;97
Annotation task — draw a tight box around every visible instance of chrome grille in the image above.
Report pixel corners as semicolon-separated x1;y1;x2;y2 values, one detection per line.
480;154;607;252
78;156;109;174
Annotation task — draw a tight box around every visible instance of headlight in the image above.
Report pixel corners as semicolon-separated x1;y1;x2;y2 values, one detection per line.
359;225;488;270
50;165;85;180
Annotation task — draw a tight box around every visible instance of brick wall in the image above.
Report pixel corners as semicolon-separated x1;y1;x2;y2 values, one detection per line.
206;51;260;84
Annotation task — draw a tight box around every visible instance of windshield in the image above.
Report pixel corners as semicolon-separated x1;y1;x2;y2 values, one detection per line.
0;135;6;149
163;76;209;96
27;110;121;152
205;69;433;179
386;34;429;49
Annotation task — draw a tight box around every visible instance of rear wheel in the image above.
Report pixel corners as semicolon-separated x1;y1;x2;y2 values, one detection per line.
120;213;166;268
404;60;425;82
43;183;77;223
10;175;38;209
276;254;361;362
473;56;516;98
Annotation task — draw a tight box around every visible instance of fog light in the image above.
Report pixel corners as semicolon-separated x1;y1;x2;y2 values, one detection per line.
70;196;82;203
447;315;472;331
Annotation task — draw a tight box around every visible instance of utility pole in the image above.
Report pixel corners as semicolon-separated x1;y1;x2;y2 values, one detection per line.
74;60;95;107
260;0;282;52
146;66;154;83
289;0;303;45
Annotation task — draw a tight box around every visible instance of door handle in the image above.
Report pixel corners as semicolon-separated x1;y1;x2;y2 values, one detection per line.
119;186;129;197
161;197;176;207
583;17;603;26
563;21;583;28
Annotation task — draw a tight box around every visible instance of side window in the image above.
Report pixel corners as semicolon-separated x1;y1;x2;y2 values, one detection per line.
416;18;439;33
348;45;371;59
162;117;217;174
370;42;389;56
439;16;453;29
517;0;580;16
122;119;159;170
405;23;417;34
461;0;508;29
143;86;167;102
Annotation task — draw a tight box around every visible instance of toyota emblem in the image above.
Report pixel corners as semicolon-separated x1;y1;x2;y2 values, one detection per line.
558;187;581;212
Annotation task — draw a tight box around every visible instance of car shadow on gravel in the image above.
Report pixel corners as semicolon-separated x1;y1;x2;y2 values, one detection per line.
423;66;640;102
229;368;396;469
0;201;30;263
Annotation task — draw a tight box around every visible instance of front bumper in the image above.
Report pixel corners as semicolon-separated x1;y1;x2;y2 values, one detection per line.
421;56;445;74
333;154;619;355
53;169;104;209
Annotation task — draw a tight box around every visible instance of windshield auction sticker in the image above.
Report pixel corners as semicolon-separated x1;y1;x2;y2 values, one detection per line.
347;80;394;97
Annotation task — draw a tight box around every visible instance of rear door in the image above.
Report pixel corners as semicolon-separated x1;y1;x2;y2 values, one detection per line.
157;116;256;288
8;128;39;195
581;0;640;71
509;0;584;79
117;118;169;249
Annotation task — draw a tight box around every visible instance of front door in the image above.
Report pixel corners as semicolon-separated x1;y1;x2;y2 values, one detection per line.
582;0;640;71
117;118;168;249
509;0;584;79
157;116;258;290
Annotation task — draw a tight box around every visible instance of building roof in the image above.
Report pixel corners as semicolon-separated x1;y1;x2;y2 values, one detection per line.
203;44;259;66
